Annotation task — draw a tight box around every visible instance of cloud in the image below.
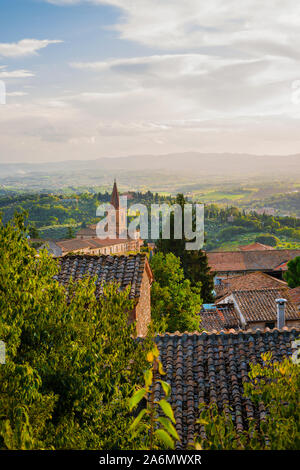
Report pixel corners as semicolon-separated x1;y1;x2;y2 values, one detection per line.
0;39;62;58
44;0;300;56
6;91;28;97
0;66;35;78
2;0;300;161
71;53;222;74
69;52;300;117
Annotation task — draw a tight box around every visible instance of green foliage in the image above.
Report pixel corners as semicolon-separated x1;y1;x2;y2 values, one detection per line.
255;234;279;246
157;194;214;302
284;256;300;288
0;213;152;449
182;250;214;303
66;226;75;239
28;224;39;239
0;191;173;240
195;353;300;450
150;252;202;333
218;226;250;241
1;190;300;250
129;345;179;450
204;203;300;251
195;403;258;450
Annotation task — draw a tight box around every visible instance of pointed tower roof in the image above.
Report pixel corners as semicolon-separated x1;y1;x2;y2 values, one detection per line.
110;179;120;209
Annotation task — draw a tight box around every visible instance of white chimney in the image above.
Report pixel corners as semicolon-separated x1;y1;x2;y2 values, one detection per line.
275;298;287;329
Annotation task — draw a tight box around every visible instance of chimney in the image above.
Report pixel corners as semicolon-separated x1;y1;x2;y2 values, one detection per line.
275;298;287;329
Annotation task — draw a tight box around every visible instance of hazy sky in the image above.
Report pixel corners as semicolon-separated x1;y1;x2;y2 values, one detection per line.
1;0;300;163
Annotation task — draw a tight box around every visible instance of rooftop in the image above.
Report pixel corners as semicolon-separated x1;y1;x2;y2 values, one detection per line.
54;253;152;300
239;242;275;251
214;271;287;298
155;327;300;448
56;237;130;253
200;303;240;331
228;287;299;323
207;249;300;273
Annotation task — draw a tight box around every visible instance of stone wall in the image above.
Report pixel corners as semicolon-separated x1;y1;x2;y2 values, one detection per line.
134;269;151;337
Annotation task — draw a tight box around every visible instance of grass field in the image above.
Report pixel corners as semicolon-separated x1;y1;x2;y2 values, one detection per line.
193;189;255;203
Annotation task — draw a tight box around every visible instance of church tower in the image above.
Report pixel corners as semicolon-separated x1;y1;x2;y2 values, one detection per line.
110;179;127;238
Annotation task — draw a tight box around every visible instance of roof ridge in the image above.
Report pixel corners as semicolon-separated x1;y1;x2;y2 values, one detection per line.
157;326;300;338
225;271;287;282
232;286;289;293
60;253;147;260
209;248;300;254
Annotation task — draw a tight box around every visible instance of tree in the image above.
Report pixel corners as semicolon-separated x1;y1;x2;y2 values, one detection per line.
195;353;300;450
255;234;279;247
28;224;39;239
66;226;75;239
182;250;214;303
150;252;202;333
284;256;300;288
157;194;214;302
0;213;152;449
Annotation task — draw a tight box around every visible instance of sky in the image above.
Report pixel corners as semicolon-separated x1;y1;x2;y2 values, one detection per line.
1;0;300;163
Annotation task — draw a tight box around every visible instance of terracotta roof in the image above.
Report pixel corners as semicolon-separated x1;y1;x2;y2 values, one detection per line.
239;242;275;251
155;327;300;448
56;239;92;252
56;237;134;253
200;304;241;331
289;287;300;307
231;288;299;323
207;249;300;273
215;272;287;298
54;254;152;299
75;225;97;237
110;179;120;209
217;303;241;328
199;309;225;331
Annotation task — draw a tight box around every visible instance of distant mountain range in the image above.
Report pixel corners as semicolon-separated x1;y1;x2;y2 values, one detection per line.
0;152;299;192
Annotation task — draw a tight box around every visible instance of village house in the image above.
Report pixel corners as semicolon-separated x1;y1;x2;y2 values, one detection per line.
54;253;153;336
50;236;141;257
155;327;299;449
199;272;300;332
207;248;300;282
215;287;300;330
214;271;288;299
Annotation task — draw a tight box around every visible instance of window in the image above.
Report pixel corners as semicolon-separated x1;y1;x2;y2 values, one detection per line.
265;322;275;329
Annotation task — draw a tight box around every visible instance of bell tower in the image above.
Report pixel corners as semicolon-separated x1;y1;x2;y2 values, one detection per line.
110;179;127;238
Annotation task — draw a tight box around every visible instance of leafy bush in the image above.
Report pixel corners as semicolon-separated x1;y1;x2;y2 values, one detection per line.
0;213;152;449
284;256;300;288
255;234;279;246
195;353;300;450
218;226;248;241
150;253;202;333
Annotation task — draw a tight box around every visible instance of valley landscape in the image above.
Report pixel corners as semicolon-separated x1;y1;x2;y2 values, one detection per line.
1;152;299;251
